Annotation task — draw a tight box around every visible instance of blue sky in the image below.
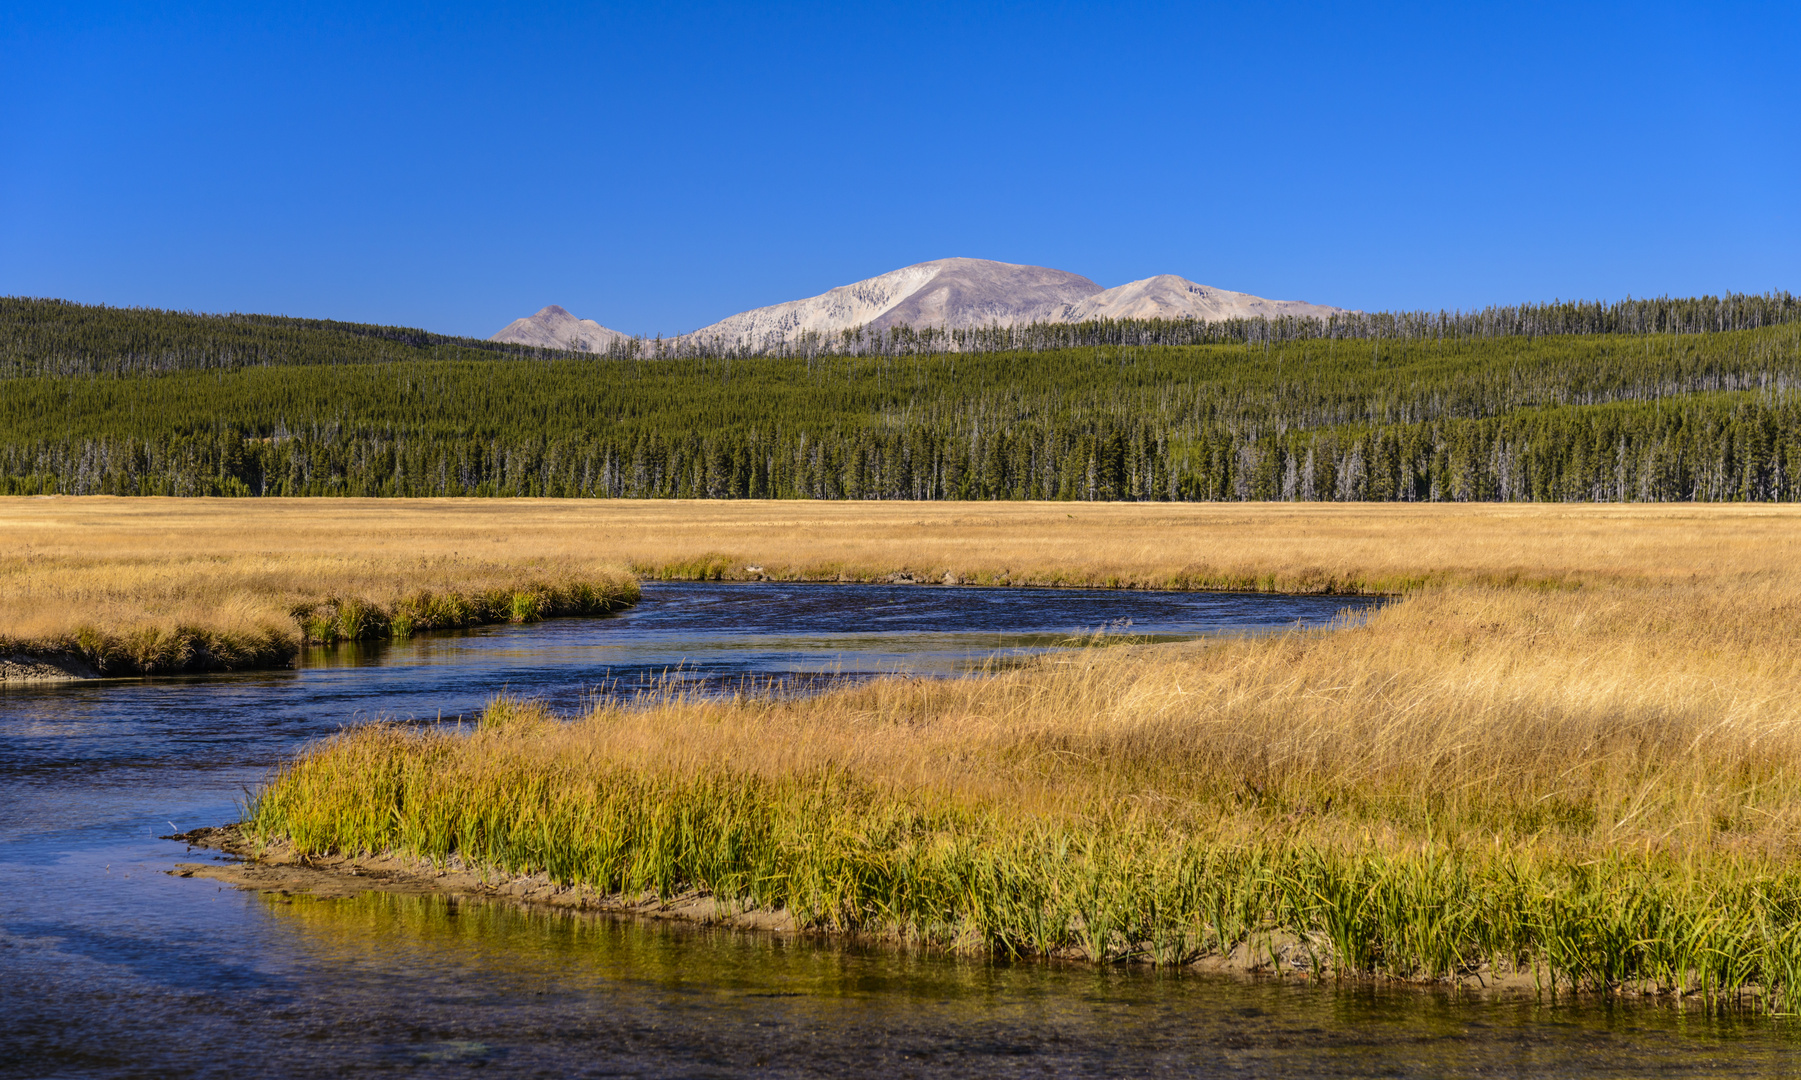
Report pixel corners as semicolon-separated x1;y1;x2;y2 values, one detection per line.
2;1;1796;338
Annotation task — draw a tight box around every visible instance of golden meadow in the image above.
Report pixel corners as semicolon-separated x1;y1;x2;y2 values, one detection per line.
10;497;1801;1004
0;498;638;673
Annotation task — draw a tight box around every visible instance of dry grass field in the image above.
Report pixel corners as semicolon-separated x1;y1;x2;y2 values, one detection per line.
6;495;1796;614
13;496;1801;995
19;495;1758;1000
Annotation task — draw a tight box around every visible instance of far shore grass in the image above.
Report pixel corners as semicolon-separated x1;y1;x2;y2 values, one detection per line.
0;497;650;676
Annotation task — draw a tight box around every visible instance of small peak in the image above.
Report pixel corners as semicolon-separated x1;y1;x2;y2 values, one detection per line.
536;305;571;318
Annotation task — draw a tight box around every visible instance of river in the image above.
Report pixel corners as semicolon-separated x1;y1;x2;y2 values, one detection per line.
2;583;1792;1077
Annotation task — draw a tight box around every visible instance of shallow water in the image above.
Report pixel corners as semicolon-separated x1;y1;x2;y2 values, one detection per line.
2;583;1793;1077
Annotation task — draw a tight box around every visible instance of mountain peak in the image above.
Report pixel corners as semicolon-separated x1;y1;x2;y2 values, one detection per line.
489;261;1345;353
490;305;629;352
679;258;1103;349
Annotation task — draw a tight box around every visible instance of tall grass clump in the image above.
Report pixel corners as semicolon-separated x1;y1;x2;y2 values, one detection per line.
289;577;638;644
1;623;297;675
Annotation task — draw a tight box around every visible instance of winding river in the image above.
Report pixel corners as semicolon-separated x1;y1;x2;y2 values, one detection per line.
2;583;1792;1077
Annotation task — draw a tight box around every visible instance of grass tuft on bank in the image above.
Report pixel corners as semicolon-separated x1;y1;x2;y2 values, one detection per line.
289;579;638;644
1;623;298;676
0;570;639;676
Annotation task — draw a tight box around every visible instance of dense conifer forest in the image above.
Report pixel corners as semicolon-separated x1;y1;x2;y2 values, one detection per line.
3;294;1799;501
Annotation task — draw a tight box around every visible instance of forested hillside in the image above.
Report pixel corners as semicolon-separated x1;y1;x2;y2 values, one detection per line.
0;297;529;377
3;295;1799;501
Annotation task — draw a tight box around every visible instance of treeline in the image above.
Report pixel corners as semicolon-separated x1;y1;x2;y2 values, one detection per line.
1;321;1798;501
1;393;1795;503
674;290;1801;359
6;321;1797;441
0;297;534;378
7;290;1800;377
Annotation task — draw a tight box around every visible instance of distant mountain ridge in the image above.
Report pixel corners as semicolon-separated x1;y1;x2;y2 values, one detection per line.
490;258;1344;353
1069;275;1344;324
680;258;1105;349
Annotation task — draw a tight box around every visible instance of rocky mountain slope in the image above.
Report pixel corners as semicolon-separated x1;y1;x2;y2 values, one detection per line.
489;305;632;352
490;259;1343;353
1068;275;1342;323
680;258;1103;349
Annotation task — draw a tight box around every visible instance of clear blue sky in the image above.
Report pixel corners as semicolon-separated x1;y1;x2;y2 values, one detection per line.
3;1;1796;338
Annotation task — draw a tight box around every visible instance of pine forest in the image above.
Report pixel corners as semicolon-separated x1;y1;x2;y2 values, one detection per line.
3;293;1800;502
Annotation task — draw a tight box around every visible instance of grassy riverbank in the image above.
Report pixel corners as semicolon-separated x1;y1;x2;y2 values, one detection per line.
231;500;1801;1006
7;494;1774;674
0;498;639;676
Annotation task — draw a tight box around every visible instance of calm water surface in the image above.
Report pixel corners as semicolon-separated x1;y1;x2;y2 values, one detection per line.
2;583;1793;1077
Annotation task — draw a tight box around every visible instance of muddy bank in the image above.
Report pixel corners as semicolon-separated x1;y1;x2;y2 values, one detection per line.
0;650;100;683
169;825;798;931
167;826;1544;993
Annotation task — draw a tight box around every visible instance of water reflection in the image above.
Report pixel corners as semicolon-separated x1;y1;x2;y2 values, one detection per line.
24;886;1785;1078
